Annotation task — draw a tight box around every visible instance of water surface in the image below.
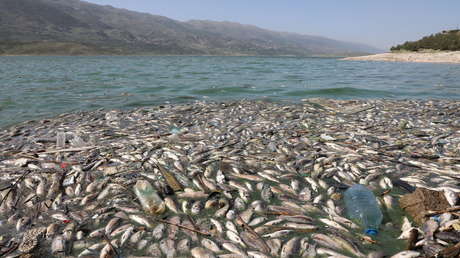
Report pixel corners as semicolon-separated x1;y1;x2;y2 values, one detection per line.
1;56;459;128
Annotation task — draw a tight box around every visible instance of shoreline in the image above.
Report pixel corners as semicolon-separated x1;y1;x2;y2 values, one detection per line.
0;54;347;58
342;51;460;64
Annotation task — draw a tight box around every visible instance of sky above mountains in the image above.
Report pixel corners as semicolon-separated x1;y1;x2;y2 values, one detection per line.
85;0;460;50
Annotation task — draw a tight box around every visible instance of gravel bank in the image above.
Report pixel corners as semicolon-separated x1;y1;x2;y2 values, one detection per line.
343;51;460;64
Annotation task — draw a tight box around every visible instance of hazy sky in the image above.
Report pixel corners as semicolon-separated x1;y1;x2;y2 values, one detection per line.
84;0;460;50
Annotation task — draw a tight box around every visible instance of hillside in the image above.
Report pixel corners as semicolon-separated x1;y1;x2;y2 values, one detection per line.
391;30;460;52
0;0;381;56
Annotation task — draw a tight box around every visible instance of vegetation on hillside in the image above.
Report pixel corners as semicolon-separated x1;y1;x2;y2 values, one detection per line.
391;30;460;52
0;0;380;56
0;41;122;55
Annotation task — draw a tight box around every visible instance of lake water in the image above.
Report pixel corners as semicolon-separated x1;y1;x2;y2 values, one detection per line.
1;56;459;128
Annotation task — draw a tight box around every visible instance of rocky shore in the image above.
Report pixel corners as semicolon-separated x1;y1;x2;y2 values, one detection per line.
0;99;459;257
343;51;460;64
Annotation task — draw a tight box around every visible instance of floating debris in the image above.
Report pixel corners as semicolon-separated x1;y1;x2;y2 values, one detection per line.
399;188;451;224
0;99;459;257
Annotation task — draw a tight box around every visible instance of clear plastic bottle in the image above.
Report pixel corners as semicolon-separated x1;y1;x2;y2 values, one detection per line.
56;130;66;149
344;184;383;235
133;180;166;215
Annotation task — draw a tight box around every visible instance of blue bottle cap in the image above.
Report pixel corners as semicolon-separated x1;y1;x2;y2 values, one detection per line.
431;215;441;222
365;228;378;236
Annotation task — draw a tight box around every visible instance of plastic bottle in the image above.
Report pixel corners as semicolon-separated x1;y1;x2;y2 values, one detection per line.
133;180;166;215
344;184;383;236
56;130;66;149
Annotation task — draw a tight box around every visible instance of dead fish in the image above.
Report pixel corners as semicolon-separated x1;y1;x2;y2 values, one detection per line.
383;194;397;210
240;230;269;253
129;214;154;228
177;190;209;199
137;239;149;251
215;199;230;217
298;237;310;256
422;241;444;258
305;177;319;192
330;235;364;257
51;212;70;222
89;227;105;239
222;242;247;256
120;226;134;247
298;187;312;202
181;219;198;242
247;251;271;258
263;230;292;238
191;247;216;258
160;239;176;258
249;217;266;227
99;243;115;258
312;233;342;251
130;230;145;244
46;223;59;239
444;189;459;206
156;163;183;192
422;219;439;241
216;170;226;184
280;237;300;258
79;242;105;257
313;193;323;204
51;235;66;254
202;238;222;253
210;218;224;235
226;230;246;248
191;200;203;215
152;223;165;240
105;217;121;235
167;216;181;239
319;218;349;232
258;172;280;183
367;251;385;258
435;231;460;242
177;238;191;254
234;197;246;211
283;222;318;231
226;220;238;233
16;217;31;231
205;198;220;209
266;238;282;256
147;242;163;257
330;215;359;229
86;180;100;193
390;250;421;258
36;178;47;197
316;247;350;258
110;224;131;238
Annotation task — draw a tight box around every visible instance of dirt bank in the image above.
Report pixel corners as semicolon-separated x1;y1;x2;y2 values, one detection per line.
343;51;460;64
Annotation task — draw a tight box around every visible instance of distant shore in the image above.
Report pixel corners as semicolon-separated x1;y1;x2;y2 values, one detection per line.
342;51;460;64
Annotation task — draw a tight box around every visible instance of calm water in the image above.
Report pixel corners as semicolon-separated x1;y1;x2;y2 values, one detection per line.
1;56;459;128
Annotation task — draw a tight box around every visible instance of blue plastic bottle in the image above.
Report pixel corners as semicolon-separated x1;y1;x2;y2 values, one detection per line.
344;184;383;235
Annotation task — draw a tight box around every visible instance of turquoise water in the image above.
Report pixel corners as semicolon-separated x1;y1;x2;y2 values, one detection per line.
1;56;459;128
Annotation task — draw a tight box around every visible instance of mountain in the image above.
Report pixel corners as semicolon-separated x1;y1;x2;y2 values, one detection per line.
0;0;381;56
391;30;460;52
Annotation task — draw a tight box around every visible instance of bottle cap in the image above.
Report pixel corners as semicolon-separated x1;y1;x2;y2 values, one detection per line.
431;215;441;222
365;228;378;236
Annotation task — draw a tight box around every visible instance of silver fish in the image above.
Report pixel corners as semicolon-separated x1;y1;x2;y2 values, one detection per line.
390;251;421;258
120;226;134;247
191;247;216;258
177;238;191;254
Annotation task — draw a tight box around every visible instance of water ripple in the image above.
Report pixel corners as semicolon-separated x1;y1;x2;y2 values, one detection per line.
0;56;459;128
